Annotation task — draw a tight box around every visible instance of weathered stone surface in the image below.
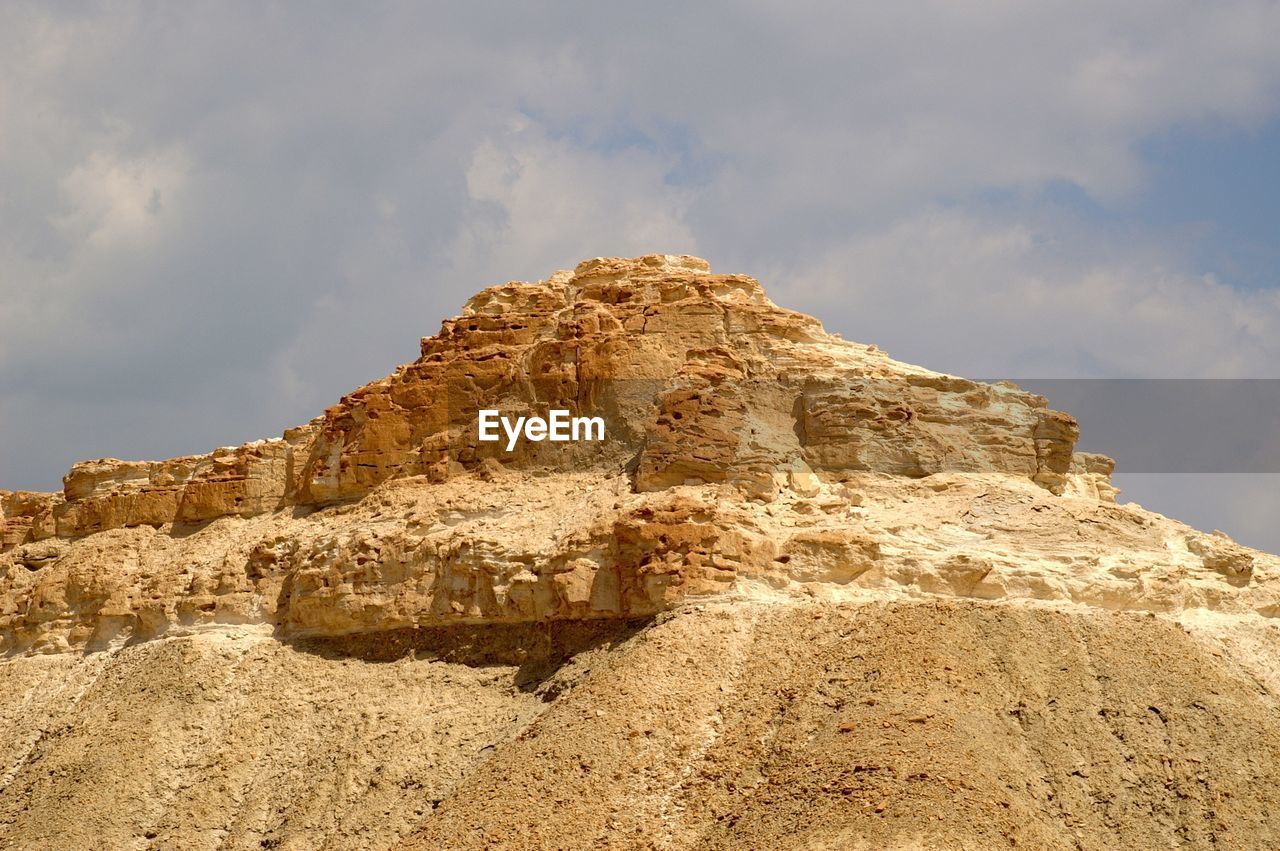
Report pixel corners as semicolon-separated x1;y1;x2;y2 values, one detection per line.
23;253;1081;546
47;436;309;539
5;254;1280;851
0;491;59;550
3;255;1278;658
1186;530;1256;586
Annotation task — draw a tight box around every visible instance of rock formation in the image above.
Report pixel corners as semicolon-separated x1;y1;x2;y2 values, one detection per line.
2;256;1279;849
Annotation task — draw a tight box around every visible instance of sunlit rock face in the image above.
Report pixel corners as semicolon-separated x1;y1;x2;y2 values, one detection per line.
3;255;1276;657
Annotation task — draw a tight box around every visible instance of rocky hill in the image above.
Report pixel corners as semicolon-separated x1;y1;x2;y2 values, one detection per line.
2;255;1278;849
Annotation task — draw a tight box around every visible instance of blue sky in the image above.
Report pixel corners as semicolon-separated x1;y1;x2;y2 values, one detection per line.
1137;120;1280;290
1;1;1278;549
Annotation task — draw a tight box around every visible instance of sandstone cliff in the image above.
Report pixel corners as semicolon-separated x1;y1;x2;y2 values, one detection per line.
2;256;1278;850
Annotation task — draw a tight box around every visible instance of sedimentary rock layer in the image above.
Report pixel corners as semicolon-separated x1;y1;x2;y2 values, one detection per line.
3;255;1276;656
5;601;1280;851
3;255;1280;850
2;254;1080;544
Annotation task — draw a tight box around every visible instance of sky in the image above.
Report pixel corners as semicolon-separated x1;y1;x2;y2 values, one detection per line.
1;1;1278;550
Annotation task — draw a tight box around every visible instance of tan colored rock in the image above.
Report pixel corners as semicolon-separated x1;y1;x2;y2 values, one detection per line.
22;255;1086;543
1186;530;1256;586
1066;451;1121;502
50;436;308;538
774;529;881;584
0;490;59;551
6;254;1278;660
4;255;1280;850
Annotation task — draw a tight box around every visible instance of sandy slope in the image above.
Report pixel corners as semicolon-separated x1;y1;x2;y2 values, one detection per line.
402;598;1280;850
0;626;549;850
5;598;1280;850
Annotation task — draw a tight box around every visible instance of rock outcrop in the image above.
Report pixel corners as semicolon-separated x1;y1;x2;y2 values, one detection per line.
2;255;1277;656
4;255;1280;850
1;253;1082;538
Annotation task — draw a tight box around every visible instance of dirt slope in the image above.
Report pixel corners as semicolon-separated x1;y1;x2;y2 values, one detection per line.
406;599;1280;851
0;628;549;850
3;601;1280;849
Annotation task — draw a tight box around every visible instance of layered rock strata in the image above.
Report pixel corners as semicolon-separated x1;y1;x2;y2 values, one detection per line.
2;255;1276;656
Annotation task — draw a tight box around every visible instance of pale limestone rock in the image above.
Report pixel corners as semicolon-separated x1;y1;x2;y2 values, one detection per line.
0;490;59;550
1066;451;1121;502
3;255;1277;657
1186;531;1256;586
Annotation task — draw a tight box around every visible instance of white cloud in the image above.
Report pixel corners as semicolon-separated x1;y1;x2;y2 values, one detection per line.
450;117;697;284
548;0;1280;229
771;208;1280;379
53;146;188;249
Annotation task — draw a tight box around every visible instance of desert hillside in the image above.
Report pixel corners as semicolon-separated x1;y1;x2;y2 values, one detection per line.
2;256;1278;850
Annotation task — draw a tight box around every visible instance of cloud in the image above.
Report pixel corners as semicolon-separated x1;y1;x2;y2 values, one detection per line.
771;208;1280;379
1;0;1279;554
450;117;698;284
53;145;189;250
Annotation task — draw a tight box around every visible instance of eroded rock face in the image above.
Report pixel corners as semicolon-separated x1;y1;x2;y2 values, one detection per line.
55;437;308;534
0;491;59;550
2;255;1277;655
13;254;1079;541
